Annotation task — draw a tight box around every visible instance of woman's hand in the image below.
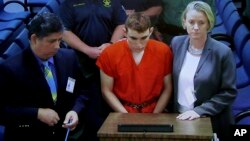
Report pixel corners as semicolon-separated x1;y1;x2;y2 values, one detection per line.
176;110;200;120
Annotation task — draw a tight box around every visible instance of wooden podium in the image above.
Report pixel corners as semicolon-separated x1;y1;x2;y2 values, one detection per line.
97;113;213;141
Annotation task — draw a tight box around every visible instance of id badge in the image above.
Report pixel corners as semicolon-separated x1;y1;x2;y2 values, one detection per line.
66;77;76;93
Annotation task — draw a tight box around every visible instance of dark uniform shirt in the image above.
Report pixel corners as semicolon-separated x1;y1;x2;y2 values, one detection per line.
60;0;127;77
120;0;161;12
120;0;161;25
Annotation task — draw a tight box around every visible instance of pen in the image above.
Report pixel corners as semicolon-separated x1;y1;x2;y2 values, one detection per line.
64;118;72;141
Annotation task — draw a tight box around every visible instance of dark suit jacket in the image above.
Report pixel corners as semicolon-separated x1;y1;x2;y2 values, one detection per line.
0;47;89;141
171;35;237;140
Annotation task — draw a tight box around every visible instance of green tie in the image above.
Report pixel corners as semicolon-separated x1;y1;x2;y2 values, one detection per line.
44;62;57;103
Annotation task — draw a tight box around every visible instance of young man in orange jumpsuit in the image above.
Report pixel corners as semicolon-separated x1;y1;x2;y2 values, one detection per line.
96;12;173;113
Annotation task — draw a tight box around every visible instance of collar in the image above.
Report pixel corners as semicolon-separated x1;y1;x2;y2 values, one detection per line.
37;57;55;67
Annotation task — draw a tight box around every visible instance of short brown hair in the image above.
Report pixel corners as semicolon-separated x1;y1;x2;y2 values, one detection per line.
125;12;151;33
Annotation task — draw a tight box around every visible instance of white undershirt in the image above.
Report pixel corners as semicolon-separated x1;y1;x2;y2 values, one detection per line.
178;51;201;113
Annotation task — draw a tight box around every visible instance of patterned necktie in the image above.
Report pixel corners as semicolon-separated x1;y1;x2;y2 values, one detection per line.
43;62;57;103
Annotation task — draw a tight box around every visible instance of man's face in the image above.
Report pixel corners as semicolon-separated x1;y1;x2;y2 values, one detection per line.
31;32;62;60
125;28;152;53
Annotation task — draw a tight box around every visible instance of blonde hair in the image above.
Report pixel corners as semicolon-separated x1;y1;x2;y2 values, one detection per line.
181;1;215;31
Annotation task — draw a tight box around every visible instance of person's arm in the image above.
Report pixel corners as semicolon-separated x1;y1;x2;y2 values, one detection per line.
98;24;125;52
110;24;125;43
142;6;162;17
60;1;101;59
153;74;172;113
62;30;101;59
193;49;237;116
142;5;163;41
177;47;237;120
100;70;128;113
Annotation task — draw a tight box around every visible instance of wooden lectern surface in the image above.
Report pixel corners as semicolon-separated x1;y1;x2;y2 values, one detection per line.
97;113;213;141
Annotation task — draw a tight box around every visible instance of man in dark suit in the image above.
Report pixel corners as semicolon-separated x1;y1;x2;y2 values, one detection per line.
0;12;89;141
